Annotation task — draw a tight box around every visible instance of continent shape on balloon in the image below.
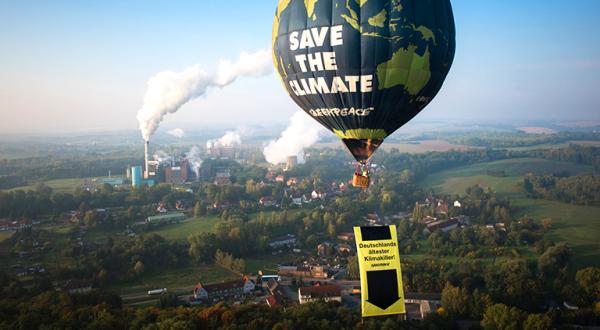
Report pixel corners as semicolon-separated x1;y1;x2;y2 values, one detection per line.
272;0;456;174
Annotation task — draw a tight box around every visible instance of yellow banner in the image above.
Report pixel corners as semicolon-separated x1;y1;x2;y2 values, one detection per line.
354;225;406;317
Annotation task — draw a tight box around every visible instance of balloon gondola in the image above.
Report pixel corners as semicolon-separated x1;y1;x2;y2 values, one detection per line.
272;0;456;188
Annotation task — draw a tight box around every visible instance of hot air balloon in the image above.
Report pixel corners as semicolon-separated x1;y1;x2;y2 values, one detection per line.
272;0;456;188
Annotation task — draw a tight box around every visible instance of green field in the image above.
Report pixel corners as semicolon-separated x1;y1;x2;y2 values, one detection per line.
145;216;220;241
111;265;239;295
420;158;600;268
0;231;14;243
4;177;117;194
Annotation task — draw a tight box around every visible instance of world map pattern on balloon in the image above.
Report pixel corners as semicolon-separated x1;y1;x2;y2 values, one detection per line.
273;0;455;140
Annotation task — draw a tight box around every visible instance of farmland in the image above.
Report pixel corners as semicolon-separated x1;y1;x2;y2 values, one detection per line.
420;158;600;267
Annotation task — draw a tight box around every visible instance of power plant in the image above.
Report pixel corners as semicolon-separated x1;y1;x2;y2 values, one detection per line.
144;140;150;179
131;166;143;187
131;140;157;187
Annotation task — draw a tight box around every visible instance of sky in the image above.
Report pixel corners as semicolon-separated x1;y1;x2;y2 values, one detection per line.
0;0;599;135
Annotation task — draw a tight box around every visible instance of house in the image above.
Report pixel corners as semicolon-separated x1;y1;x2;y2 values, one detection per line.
156;202;168;213
259;196;277;207
62;279;93;294
336;232;354;242
275;175;285;183
290;193;303;206
266;294;283;307
310;266;328;279
365;213;381;224
192;277;255;302
435;201;449;215
317;242;333;257
424;218;459;234
175;201;186;211
311;190;327;200
405;293;442;320
454;200;462;208
266;278;280;294
278;265;329;279
267;234;296;249
336;244;352;254
298;284;342;304
422;216;438;224
212;201;235;211
0;219;32;231
278;265;311;278
266;284;291;308
286;177;298;186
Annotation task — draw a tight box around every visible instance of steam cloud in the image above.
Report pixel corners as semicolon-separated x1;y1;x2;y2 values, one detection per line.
207;131;242;149
153;150;172;164
136;49;273;141
167;128;185;138
263;111;325;165
186;146;203;180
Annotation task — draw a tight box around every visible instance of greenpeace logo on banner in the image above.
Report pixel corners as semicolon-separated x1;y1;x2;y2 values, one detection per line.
287;25;374;97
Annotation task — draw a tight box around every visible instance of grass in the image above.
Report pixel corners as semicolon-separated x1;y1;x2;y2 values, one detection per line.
419;158;600;268
244;253;296;274
111;265;239;295
5;177;99;194
145;216;220;241
0;231;14;243
512;198;600;269
143;209;308;242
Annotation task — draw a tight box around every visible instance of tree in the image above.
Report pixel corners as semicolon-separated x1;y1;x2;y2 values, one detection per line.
481;304;525;330
538;243;572;279
231;258;246;274
83;211;97;227
347;255;359;280
469;289;493;319
523;314;553;330
540;218;553;232
188;232;217;264
575;267;600;305
193;201;203;218
441;283;469;317
327;222;336;239
133;261;145;276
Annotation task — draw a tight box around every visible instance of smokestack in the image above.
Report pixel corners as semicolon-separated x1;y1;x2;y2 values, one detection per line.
144;140;149;179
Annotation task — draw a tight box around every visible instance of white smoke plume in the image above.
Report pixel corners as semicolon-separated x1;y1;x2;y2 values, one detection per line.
207;131;242;149
167;128;185;138
153;150;172;164
263;111;325;165
186;146;203;179
136;49;273;141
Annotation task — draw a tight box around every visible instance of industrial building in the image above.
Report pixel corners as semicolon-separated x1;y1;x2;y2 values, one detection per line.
146;212;186;224
165;160;189;184
131;166;143;187
130;165;156;187
207;144;237;159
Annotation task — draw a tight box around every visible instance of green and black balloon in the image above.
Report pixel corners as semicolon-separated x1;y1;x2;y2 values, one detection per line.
273;0;456;163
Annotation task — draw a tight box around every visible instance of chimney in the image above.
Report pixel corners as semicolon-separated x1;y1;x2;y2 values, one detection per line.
144;140;149;179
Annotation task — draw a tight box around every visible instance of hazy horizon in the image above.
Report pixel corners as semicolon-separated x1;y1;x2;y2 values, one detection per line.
1;0;599;135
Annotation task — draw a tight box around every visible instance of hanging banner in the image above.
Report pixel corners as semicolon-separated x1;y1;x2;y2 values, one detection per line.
353;225;406;317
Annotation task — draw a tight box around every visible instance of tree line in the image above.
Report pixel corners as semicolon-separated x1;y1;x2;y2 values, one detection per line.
522;174;600;206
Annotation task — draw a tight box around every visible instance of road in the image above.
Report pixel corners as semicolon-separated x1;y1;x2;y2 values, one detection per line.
120;279;361;305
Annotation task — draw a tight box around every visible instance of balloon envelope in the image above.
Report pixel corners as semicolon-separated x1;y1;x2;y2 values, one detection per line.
273;0;456;162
